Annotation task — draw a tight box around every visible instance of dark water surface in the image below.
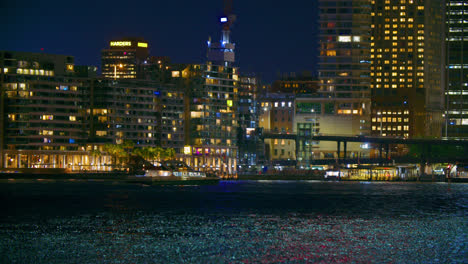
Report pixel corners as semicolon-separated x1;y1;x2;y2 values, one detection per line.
0;180;467;263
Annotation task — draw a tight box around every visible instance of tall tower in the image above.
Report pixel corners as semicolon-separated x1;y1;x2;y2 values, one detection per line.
186;0;239;175
317;0;372;135
370;0;445;138
446;0;468;138
207;0;236;66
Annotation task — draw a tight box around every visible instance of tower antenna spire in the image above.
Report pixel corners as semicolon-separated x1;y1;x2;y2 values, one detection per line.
207;0;236;65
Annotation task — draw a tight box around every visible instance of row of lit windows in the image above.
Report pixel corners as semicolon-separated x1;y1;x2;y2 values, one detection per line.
373;69;422;75
372;117;409;123
371;65;423;71
273;139;292;145
337;109;360;115
12;68;54;76
283;83;300;88
383;31;420;37
379;36;424;41
374;78;423;83
376;110;410;115
260;102;293;108
372;84;420;88
372;126;409;131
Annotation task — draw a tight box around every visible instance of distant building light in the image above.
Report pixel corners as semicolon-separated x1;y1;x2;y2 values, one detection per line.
184;146;192;155
110;41;132;47
220;17;228;23
338;36;352;42
137;42;148;48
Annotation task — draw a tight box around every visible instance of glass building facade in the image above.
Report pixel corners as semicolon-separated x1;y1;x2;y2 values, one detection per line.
319;0;372;102
446;0;468;138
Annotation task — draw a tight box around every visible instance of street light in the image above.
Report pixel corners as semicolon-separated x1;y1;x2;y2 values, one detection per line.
114;63;123;79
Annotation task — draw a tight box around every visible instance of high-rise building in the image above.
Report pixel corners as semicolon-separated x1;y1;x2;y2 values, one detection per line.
101;37;149;79
445;0;468;138
0;50;187;171
298;0;372;166
238;75;261;167
370;0;445;138
318;0;372;120
89;79;184;151
0;51;90;169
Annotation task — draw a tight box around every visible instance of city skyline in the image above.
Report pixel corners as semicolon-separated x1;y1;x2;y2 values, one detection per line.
2;0;319;82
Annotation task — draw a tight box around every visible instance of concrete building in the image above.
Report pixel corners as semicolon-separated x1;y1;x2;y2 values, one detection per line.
445;0;468;138
370;0;445;138
0;51;93;170
258;94;296;166
0;50;185;171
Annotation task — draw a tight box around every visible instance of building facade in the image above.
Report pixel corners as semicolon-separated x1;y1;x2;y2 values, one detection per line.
0;51;185;171
318;0;372;126
258;94;296;166
238;75;261;168
101;38;149;79
445;0;468;138
0;51;95;170
370;0;445;138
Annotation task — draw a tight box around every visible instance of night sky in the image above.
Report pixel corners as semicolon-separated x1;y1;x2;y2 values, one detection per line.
2;0;318;83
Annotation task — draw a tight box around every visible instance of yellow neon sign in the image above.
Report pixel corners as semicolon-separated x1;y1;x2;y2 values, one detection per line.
137;42;148;48
110;41;132;47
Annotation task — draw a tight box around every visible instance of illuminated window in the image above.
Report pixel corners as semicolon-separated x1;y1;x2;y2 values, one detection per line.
338;36;351;42
96;131;107;136
326;50;336;56
69;116;76;121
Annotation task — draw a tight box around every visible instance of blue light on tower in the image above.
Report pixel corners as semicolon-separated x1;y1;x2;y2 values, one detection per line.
220;17;228;23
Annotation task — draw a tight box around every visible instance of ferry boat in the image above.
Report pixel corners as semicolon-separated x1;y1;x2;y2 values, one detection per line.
141;160;219;184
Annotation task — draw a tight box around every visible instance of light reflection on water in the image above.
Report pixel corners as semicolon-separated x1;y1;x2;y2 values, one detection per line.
0;180;467;263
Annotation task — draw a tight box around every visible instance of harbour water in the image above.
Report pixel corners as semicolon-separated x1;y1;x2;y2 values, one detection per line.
0;180;467;263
